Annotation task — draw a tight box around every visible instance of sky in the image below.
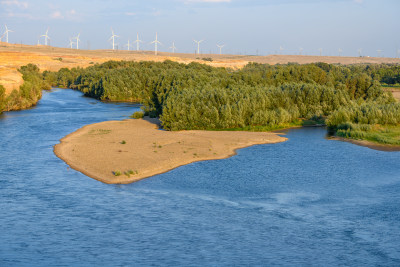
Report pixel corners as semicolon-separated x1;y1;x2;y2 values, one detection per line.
1;0;399;57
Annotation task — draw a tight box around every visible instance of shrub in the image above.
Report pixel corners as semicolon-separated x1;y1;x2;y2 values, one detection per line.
131;111;144;119
113;171;121;176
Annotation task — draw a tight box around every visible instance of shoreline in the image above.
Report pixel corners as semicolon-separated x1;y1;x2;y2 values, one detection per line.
54;118;287;184
328;136;400;152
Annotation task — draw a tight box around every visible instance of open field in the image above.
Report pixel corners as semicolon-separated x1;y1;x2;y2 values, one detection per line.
383;86;400;101
1;42;400;95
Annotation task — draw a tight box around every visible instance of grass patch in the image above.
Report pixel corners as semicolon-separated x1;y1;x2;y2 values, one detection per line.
382;84;400;90
335;123;400;146
121;140;126;144
89;129;112;135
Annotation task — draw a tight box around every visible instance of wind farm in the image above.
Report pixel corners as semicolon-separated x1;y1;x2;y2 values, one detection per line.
1;19;400;97
1;23;399;59
1;40;400;97
1;1;400;266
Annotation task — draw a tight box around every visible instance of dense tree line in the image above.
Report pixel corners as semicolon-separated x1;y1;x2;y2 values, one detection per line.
2;60;399;144
0;64;51;113
44;60;399;132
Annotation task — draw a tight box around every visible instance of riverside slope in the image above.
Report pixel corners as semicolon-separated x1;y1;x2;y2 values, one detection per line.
54;118;286;184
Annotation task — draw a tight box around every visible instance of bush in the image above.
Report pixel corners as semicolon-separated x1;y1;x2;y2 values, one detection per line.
131;111;144;119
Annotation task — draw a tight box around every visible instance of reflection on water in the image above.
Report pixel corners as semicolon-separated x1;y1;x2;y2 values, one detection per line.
0;88;399;266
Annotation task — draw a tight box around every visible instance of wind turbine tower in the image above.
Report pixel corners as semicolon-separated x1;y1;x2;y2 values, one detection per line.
377;49;383;57
74;33;81;49
109;28;119;50
151;32;162;55
338;48;343;57
358;48;362;57
299;47;304;55
169;41;177;53
319;48;323;56
279;46;284;55
194;39;204;55
68;38;75;49
125;40;132;51
41;28;50;46
216;44;225;55
3;25;13;43
133;33;143;51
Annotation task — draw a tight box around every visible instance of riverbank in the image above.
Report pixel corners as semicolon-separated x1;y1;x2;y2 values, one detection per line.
329;136;400;152
54;118;287;184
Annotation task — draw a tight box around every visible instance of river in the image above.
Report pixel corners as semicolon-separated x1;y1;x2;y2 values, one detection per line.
0;88;399;266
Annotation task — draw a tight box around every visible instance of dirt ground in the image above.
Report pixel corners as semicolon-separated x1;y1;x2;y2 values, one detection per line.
1;42;400;95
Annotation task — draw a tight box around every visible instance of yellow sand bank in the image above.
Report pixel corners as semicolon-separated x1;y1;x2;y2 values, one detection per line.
54;118;286;184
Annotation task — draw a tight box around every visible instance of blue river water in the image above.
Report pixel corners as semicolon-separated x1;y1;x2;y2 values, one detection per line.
0;88;399;266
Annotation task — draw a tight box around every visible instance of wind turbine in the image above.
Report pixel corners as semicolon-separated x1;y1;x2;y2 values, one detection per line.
150;32;162;55
358;48;362;57
109;28;119;50
279;45;284;55
169;41;177;53
299;47;304;55
318;48;323;56
3;25;13;43
397;49;400;58
41;28;50;46
68;37;75;49
194;39;204;55
338;48;343;57
216;44;225;55
125;40;132;51
73;33;81;49
377;49;383;57
133;32;143;51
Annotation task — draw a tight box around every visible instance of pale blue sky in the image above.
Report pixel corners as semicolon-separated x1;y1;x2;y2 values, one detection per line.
1;0;399;57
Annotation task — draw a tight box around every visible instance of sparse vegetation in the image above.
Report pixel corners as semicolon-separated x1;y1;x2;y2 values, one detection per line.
89;129;112;135
113;170;121;176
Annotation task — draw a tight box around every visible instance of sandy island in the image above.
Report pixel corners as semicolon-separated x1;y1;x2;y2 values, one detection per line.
54;118;286;184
